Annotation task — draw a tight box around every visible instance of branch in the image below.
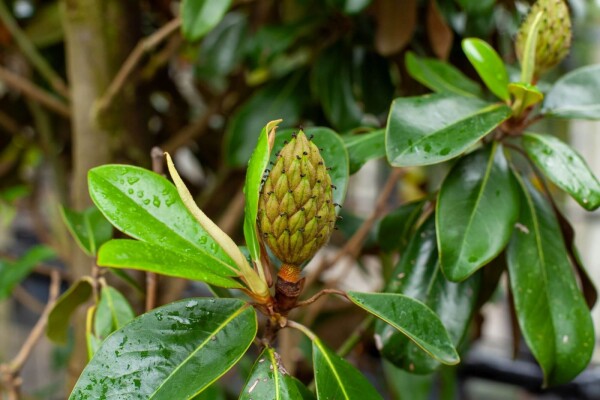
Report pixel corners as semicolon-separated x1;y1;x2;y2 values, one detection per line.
0;66;71;118
0;2;69;98
96;17;182;115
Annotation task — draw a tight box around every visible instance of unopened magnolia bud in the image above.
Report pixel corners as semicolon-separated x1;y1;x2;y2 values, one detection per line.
258;131;336;269
515;0;571;77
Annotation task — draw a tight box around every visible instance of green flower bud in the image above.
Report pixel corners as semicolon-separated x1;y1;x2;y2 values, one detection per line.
515;0;572;77
258;131;336;269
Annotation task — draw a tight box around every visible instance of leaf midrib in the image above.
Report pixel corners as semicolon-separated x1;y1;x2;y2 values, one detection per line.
267;348;282;400
314;340;350;400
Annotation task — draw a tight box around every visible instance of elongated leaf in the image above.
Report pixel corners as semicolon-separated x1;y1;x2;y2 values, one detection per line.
348;291;459;365
344;130;385;174
70;298;257;399
240;347;304;400
386;94;511;167
313;337;382;399
274;128;349;207
377;200;424;252
437;144;519;281
508;83;543;117
506;177;594;385
376;217;478;373
543;65;600;119
60;205;112;256
383;361;433;400
405;52;481;97
523;132;600;211
94;285;136;340
98;239;242;288
88;165;237;275
47;277;93;344
244;120;281;266
462;38;509;101
0;245;55;300
181;0;232;42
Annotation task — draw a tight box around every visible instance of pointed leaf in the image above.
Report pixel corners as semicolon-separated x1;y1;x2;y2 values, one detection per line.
462;38;509;101
437;144;519;281
376;217;478;373
386;94;511;167
405;52;481;97
70;298;257;399
348;291;459;365
239;347;304;400
344;130;385;174
94;285;136;340
313;337;382;400
507;177;594;385
47;277;93;344
0;245;55;300
523;132;600;210
181;0;232;42
98;239;242;288
60;205;113;256
542;65;600;119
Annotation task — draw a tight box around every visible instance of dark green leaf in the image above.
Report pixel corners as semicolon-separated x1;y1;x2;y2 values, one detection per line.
70;298;257;399
191;384;226;400
358;52;394;115
47;278;93;344
239;347;304;400
543;65;600;119
386;94;511;167
0;245;55;300
375;217;478;373
98;239;242;288
523;132;600;210
437;144;519;281
383;360;433;400
506;177;594;385
313;337;382;399
60;205;113;256
181;0;232;42
225;74;306;167
94;285;136;340
89;165;240;279
274;127;349;207
313;45;363;131
462;38;509;101
405;51;481;97
377;200;424;252
348;291;460;366
344;130;385;174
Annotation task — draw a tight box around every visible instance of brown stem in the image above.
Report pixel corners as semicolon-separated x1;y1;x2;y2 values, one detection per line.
145;147;165;311
292;288;347;309
159;101;219;153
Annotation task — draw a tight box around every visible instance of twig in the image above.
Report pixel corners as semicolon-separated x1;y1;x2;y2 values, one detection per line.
0;110;22;137
146;147;164;311
336;315;375;357
96;17;181;115
12;286;45;314
293;288;347;309
0;66;70;118
160;101;219;153
217;188;246;236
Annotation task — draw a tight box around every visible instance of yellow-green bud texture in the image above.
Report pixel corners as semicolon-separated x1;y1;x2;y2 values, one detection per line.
516;0;571;77
258;131;336;267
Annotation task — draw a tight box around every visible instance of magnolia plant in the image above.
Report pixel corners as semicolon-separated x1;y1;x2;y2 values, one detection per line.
42;0;600;398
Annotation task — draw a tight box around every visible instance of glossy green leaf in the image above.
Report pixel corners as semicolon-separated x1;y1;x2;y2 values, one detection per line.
47;278;93;344
383;361;433;400
462;38;509;101
344;130;385;174
405;52;481;97
180;0;232;42
313;336;382;400
239;346;304;400
506;177;594;385
274;128;349;207
191;383;226;400
0;245;55;300
89;165;239;278
60;205;112;256
70;298;257;399
543;65;600;119
508;83;543;117
375;217;478;373
94;285;136;340
523;132;600;211
341;0;373;14
348;291;459;365
386;94;511;167
313;45;363;131
437;144;519;281
243;120;281;268
225;74;306;167
377;200;424;252
98;239;242;288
